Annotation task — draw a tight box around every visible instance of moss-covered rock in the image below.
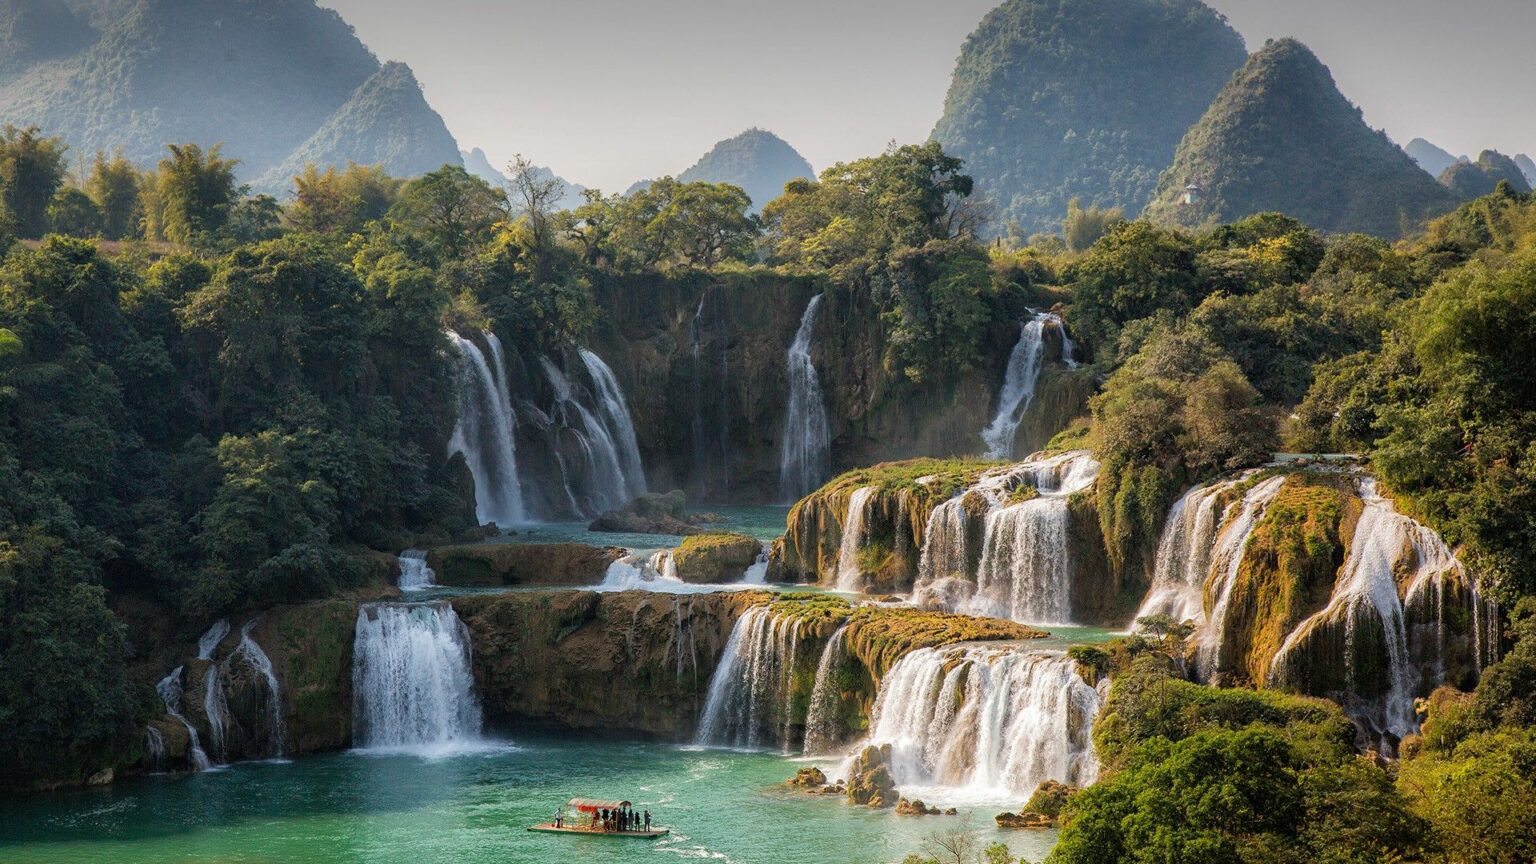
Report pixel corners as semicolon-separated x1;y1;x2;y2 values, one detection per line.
671;533;763;583
588;490;715;536
451;589;769;739
773;459;997;589
1207;473;1358;686
427;543;624;587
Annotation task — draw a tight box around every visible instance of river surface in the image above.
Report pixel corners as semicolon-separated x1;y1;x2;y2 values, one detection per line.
1;738;1058;864
494;505;793;550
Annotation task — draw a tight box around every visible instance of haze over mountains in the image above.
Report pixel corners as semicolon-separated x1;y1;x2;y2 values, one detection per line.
0;0;461;193
0;0;1528;236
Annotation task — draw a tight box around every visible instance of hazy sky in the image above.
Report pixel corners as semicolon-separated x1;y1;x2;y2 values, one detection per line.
325;0;1536;191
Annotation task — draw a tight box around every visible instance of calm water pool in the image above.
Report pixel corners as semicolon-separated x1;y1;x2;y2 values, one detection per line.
0;738;1059;864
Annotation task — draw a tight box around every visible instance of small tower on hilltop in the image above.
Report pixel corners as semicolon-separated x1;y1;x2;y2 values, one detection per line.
1182;182;1203;206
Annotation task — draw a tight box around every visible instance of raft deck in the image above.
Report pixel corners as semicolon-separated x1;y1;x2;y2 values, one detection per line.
527;824;670;839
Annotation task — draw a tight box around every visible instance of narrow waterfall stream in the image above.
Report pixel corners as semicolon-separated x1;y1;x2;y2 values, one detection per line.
397;550;436;591
780;293;831;501
914;451;1100;626
579;347;647;502
835;488;878;592
155;668;211;772
233;620;285;759
1193;475;1288;677
982;315;1050;460
447;330;526;527
863;646;1102;798
352;603;483;753
695;607;804;749
802;625;851;755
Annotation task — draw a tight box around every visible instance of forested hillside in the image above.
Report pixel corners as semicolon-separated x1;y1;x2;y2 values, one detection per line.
932;0;1247;237
0;0;461;189
1144;39;1462;236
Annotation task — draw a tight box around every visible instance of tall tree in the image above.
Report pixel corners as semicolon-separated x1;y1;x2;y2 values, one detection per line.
86;151;142;240
150;143;241;246
0;125;69;239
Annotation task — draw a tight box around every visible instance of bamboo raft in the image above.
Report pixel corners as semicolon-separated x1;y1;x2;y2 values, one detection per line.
527;824;669;839
530;797;667;839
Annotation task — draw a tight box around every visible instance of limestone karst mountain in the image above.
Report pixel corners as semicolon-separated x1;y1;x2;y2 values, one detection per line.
1439;150;1535;199
1405;138;1466;179
676;128;815;212
0;0;461;188
932;0;1247;236
256;63;462;195
1143;39;1461;237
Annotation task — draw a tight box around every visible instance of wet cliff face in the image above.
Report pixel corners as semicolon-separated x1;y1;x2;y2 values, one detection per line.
585;274;1039;505
451;590;767;739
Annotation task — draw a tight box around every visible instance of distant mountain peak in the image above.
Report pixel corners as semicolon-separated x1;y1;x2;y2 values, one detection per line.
1438;150;1533;199
932;0;1248;236
256;60;462;194
676;128;814;212
1144;38;1460;237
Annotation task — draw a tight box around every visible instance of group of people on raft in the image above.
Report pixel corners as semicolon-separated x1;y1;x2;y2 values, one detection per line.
553;804;651;833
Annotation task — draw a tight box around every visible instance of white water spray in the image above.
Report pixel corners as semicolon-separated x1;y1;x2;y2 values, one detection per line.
835;487;878;592
780;294;831;501
352;602;483;753
447;331;526;527
695;607;804;749
398;550;436;591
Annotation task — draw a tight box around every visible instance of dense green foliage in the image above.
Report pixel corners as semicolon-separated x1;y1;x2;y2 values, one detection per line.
1051;659;1428;864
1144;39;1461;237
932;0;1246;236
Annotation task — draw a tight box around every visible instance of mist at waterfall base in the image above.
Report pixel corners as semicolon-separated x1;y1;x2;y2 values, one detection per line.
0;741;1059;864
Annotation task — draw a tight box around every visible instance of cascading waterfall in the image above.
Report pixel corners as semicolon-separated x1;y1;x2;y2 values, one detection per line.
541;357;632;516
1267;478;1487;746
579;348;647;502
1194;475;1288;678
398;550;436;591
198;619;230;763
352;602;482;752
914;452;1100;626
1134;477;1248;627
835;487;878;592
780;293;831;501
695;607;804;749
447;330;526;527
802;625;850;755
864;646;1102;797
233;620;284;759
982;315;1050;460
742;549;770;584
156;668;211;772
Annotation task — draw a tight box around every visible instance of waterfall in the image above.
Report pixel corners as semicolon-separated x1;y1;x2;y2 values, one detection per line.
695;607;804;749
835;487;878;592
541;357;631;516
155;668;211;772
579;348;647;502
803;625;850;754
232;620;284;758
145;726;166;770
198;619;229;661
1267;478;1487;747
914;452;1100;626
780;293;831;501
352;602;483;753
1134;479;1240;626
398;550;436;591
982;312;1073;460
743;549;770;584
864;647;1102;797
1194;475;1288;678
447;331;526;527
